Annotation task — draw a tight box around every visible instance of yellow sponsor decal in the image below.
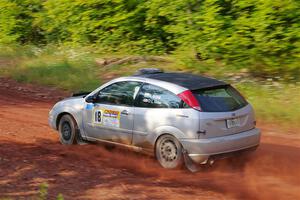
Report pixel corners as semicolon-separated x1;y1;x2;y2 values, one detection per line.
93;108;120;128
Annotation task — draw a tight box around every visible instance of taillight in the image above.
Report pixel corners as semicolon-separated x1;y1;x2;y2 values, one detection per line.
177;90;201;111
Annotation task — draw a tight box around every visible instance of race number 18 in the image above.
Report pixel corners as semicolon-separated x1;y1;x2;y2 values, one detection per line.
94;110;102;123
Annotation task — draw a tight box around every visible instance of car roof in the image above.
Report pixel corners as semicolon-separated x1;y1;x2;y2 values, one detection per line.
134;72;228;90
88;72;228;98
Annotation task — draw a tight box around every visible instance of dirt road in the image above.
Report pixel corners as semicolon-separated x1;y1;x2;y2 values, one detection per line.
0;78;299;200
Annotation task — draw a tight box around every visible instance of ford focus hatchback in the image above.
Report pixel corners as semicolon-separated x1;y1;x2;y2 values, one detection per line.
49;69;260;169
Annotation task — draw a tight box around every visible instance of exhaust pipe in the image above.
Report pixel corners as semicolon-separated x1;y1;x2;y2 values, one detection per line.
207;158;215;166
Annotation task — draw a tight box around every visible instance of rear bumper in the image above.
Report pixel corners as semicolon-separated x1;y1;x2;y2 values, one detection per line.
180;128;261;164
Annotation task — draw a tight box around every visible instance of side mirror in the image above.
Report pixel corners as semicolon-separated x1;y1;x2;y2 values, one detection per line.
85;95;97;103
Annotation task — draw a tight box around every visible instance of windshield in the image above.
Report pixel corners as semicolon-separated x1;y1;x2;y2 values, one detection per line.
192;85;248;112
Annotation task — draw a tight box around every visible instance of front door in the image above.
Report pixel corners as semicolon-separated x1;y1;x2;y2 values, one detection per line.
83;81;142;145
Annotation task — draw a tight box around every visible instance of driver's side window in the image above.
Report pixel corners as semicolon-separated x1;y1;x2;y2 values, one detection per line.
95;81;142;106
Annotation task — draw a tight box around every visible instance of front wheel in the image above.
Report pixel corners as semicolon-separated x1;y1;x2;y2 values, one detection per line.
155;135;183;169
58;114;78;145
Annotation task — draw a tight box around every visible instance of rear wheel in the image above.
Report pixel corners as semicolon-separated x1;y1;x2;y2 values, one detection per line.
58;114;78;145
155;135;183;169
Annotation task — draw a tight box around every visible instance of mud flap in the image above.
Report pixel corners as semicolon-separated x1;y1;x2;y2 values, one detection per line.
182;149;201;173
76;130;88;145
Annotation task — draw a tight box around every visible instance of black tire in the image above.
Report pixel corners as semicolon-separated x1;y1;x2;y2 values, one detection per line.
58;114;78;145
155;134;183;169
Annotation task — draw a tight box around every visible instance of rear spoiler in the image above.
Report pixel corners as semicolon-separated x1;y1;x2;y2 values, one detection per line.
72;91;91;97
191;84;230;92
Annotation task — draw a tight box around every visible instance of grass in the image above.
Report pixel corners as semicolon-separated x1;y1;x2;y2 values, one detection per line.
0;45;100;92
0;44;299;129
236;82;300;128
11;58;99;92
0;183;64;200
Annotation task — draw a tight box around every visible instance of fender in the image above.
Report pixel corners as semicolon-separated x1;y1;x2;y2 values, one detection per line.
132;125;188;150
54;105;86;137
152;125;187;142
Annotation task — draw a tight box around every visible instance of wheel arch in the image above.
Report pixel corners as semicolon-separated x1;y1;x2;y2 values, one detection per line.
56;112;78;130
152;126;186;157
152;126;185;144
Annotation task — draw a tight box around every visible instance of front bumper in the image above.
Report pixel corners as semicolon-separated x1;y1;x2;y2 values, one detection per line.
180;128;261;164
48;109;57;130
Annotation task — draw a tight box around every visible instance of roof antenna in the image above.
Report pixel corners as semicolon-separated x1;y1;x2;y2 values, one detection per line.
134;68;164;75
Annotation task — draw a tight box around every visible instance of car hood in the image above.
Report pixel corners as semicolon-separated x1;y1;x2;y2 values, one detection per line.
52;95;86;112
62;95;86;101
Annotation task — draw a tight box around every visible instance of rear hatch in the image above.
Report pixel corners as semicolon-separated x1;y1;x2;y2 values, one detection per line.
193;85;256;139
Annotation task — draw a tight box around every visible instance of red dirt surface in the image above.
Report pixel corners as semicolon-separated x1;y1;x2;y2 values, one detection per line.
0;78;300;200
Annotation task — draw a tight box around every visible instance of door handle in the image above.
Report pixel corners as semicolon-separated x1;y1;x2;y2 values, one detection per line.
176;114;189;118
121;110;129;115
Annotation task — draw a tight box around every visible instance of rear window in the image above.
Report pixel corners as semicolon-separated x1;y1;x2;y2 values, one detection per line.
192;85;248;112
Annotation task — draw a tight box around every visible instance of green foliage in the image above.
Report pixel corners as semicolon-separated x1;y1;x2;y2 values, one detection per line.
236;82;300;126
56;193;64;200
146;0;300;78
13;59;100;91
35;0;168;53
38;183;48;200
37;182;65;200
1;45;101;91
0;0;299;78
0;0;43;44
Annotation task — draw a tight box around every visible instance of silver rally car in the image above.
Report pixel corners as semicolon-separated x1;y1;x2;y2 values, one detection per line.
49;69;261;169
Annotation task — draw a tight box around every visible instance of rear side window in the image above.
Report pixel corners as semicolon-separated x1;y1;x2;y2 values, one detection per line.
135;84;183;108
193;85;248;112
